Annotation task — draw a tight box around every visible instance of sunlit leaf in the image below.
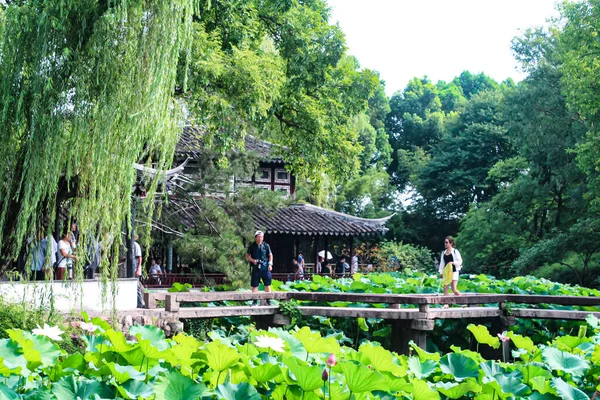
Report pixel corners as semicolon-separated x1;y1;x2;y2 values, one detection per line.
412;379;440;400
283;357;323;392
359;343;404;375
407;357;437;379
338;361;388;394
542;347;590;377
467;324;500;349
436;380;482;399
153;370;209;400
293;327;340;355
205;341;241;372
507;331;535;353
250;363;281;384
551;377;590;400
440;353;479;381
216;382;261;400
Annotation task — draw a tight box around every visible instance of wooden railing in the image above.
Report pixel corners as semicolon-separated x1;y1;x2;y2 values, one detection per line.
141;272;348;288
138;291;600;354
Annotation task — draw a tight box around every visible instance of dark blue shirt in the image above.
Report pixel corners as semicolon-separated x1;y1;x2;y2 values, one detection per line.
246;242;272;269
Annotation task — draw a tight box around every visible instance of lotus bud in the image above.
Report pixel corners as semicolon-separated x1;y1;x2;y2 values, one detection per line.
326;353;337;367
321;368;328;381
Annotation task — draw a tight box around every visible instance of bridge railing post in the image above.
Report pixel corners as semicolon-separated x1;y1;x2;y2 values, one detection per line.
165;294;180;312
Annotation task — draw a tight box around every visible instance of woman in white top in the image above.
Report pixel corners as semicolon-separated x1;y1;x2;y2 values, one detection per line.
57;232;77;280
438;236;463;296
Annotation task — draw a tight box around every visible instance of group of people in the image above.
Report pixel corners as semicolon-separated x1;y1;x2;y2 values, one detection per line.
29;223;95;281
247;231;465;303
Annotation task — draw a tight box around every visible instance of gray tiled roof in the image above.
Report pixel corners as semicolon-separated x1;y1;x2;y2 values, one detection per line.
254;203;392;237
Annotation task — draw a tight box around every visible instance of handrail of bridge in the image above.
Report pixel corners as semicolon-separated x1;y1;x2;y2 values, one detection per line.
144;291;600;312
141;272;338;288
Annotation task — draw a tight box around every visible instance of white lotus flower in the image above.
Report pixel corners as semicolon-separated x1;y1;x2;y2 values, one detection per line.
254;335;285;353
79;322;99;333
32;323;64;341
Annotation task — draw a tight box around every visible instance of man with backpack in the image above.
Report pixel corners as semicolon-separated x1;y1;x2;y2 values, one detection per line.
245;230;274;306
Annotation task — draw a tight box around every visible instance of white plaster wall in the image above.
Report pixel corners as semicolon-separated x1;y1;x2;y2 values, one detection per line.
0;278;138;312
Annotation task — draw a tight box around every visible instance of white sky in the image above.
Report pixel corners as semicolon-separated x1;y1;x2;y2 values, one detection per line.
328;0;559;95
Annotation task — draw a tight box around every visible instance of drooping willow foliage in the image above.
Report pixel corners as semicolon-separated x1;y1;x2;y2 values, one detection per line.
0;1;194;286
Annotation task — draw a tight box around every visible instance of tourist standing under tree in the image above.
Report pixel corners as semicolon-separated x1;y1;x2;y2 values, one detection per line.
439;236;462;297
246;231;274;306
133;234;145;308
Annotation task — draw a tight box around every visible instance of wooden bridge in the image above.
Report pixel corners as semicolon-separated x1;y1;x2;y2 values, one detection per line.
132;291;600;354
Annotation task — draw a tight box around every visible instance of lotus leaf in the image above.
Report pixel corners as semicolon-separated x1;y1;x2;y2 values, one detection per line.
339;361;389;394
216;382;261;400
436;380;482;399
205;341;241;372
412;379;441;400
542;347;590;377
283;357;323;392
153;370;209;400
467;324;500;349
440;353;480;380
551;377;590;400
408;356;437;379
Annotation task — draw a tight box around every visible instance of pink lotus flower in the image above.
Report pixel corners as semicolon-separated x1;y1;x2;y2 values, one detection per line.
497;331;510;342
326;353;337;367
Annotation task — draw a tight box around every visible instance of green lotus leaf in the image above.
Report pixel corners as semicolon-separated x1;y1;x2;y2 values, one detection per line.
205;341;241;372
481;380;511;400
82;334;107;353
6;330;41;369
436;380;482;399
359;343;404;375
216;382;261;400
0;339;27;376
527;392;561;400
0;383;19;400
117;380;154;399
130;325;169;351
250;363;281;384
507;331;535;352
105;329;132;353
60;352;85;372
494;374;530;397
449;346;483;363
105;362;145;384
551;377;590;400
372;326;391;338
467;324;500;349
270;329;307;360
293;327;340;355
553;335;588;352
529;376;553;395
440;353;479;381
138;338;169;359
173;332;202;349
153;370;209;400
412;379;440;400
480;360;506;378
52;376;115;400
22;388;54;400
407;356;437;379
382;371;412;392
339;361;388;394
517;364;553;384
410;341;441;362
329;382;351;400
541;347;590;377
357;318;369;332
121;347;147;368
283;357;323;392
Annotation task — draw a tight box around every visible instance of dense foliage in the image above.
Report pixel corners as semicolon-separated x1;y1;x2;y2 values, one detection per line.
2;298;600;398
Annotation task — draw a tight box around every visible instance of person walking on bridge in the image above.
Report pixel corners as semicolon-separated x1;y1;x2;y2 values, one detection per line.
246;231;274;306
439;236;462;298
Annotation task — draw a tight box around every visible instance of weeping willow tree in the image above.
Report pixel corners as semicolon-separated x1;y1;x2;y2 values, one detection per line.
0;1;194;284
